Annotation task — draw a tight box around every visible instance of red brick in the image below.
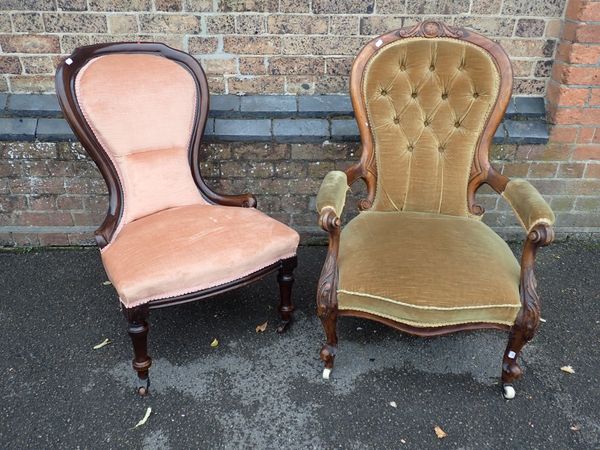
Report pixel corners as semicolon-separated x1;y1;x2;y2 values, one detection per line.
558;163;586;178
553;62;600;85
590;88;600;105
57;195;84;210
551;107;600;126
578;127;596;143
563;179;600;195
15;211;73;226
585;163;600;178
12;233;39;246
9;178;64;195
0;195;27;212
71;211;105;226
67;232;96;246
28;195;56;210
528;163;558;178
39;233;70;246
549;125;578;143
515;144;570;161
572;145;600;160
563;22;600;43
547;82;589;106
502;162;530;177
566;0;600;21
557;43;600;64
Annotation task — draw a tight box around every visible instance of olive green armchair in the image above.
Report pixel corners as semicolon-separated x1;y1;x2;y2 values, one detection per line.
315;21;555;399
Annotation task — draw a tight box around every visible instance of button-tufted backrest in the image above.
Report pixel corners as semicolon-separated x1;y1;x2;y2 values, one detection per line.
363;37;500;216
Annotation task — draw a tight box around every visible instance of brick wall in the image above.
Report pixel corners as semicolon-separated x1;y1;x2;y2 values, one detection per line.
1;0;564;95
1;139;599;247
544;0;600;228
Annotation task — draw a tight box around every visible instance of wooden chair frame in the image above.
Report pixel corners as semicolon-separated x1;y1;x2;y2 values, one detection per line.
55;42;297;395
316;21;554;398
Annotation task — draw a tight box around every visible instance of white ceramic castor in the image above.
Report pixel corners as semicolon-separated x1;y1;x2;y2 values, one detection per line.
502;384;516;399
322;368;332;380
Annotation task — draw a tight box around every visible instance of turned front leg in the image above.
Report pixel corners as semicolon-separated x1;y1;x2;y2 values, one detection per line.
124;305;152;396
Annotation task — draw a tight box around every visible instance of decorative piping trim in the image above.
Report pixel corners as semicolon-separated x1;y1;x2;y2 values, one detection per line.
337;305;516;328
120;251;297;308
337;289;521;310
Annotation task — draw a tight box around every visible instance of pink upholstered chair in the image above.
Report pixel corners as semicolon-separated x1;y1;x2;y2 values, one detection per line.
55;43;299;395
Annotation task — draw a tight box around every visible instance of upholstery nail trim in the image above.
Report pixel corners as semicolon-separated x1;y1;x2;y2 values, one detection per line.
120;251;297;308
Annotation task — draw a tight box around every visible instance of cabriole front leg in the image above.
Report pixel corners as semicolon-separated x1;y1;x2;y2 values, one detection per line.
317;208;341;380
502;224;554;399
276;256;297;333
123;304;152;396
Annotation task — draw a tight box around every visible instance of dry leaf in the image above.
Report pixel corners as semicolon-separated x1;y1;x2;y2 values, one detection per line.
102;280;112;285
210;338;219;348
570;425;581;432
434;426;447;439
389;401;397;408
134;407;152;428
560;365;575;374
93;338;111;350
255;321;268;333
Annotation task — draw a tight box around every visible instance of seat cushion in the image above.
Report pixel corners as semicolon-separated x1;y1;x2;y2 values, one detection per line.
101;204;299;307
337;211;521;327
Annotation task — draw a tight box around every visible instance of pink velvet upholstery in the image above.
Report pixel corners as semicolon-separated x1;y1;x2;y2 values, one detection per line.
76;52;299;308
101;204;300;307
75;53;206;226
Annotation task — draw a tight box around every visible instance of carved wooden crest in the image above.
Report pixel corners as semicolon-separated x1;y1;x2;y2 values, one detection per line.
397;21;464;38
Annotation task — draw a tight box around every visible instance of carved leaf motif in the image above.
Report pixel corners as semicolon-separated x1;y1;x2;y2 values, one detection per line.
398;21;464;39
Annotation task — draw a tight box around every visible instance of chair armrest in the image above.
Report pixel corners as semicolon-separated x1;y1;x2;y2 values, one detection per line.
502;179;555;232
316;171;349;219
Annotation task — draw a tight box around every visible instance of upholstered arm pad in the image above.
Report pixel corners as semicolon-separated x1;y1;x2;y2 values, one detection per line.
316;171;349;217
502;179;555;232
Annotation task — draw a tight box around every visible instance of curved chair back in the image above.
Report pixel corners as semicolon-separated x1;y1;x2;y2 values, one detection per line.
55;43;211;246
348;21;513;216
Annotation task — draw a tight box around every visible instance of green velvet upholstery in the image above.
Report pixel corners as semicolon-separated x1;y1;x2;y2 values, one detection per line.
337;211;521;327
316;171;349;216
503;179;555;232
364;38;500;216
319;34;556;330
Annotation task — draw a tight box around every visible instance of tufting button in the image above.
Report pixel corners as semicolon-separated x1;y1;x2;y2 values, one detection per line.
454;121;461;128
381;89;388;96
393;116;400;124
400;64;406;71
424;119;430;127
429;64;435;71
411;91;417;98
473;92;479;98
441;93;448;100
438;145;445;153
407;144;414;152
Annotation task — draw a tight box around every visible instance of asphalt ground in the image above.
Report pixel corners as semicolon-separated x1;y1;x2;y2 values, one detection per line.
0;240;599;449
